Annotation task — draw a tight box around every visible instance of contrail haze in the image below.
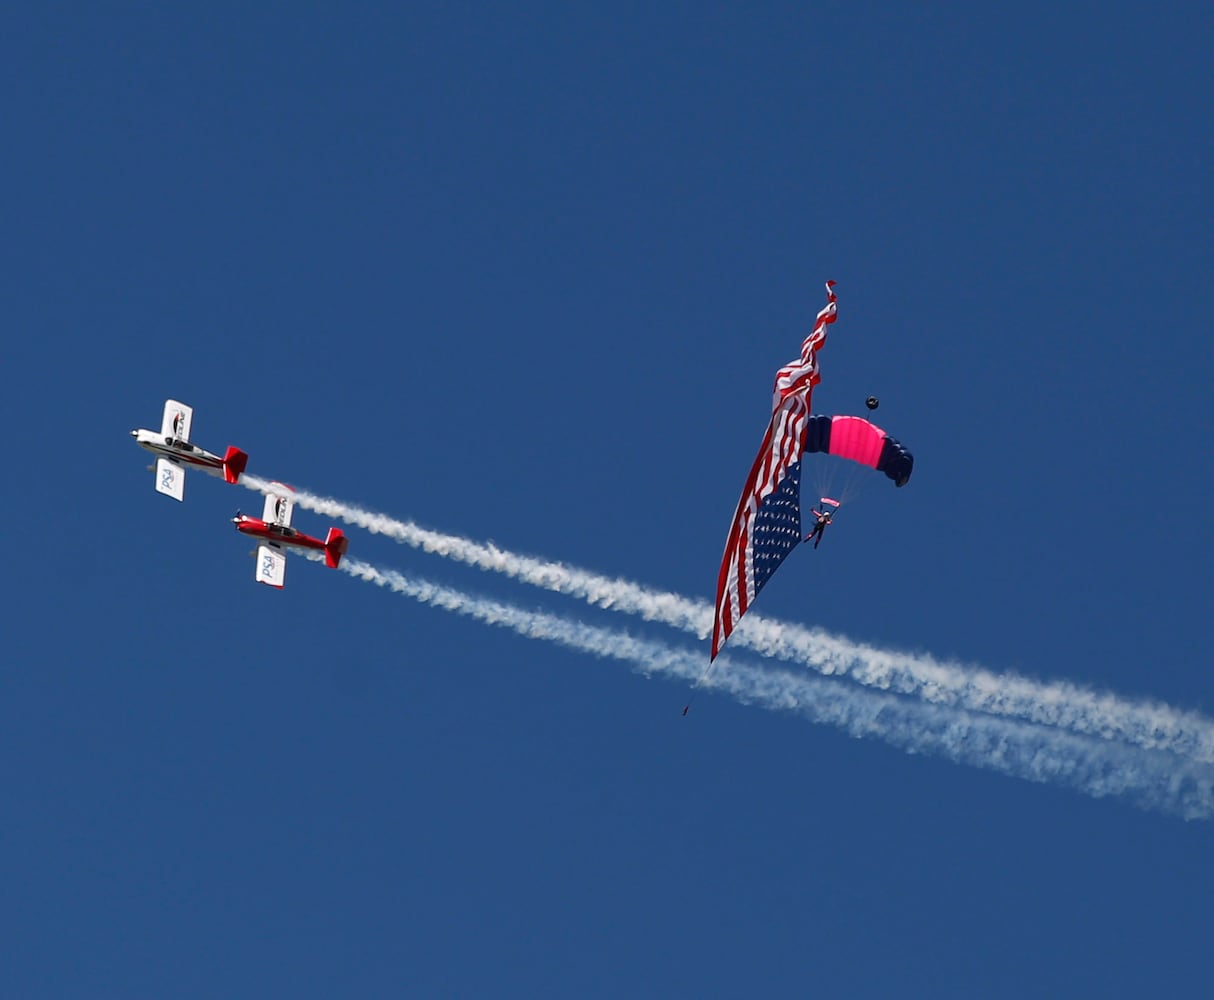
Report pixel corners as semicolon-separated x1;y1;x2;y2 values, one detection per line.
337;557;1214;819
241;476;1214;766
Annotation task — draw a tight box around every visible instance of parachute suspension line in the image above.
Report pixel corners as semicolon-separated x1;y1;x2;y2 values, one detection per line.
808;458;864;516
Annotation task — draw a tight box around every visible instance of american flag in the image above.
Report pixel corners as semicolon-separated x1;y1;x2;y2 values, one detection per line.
711;391;813;660
712;282;837;661
771;280;837;413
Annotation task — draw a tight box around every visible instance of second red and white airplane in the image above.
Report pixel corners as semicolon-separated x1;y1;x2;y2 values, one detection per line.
233;484;348;588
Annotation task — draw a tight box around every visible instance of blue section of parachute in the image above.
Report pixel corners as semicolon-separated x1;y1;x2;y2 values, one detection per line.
878;437;914;487
803;415;833;455
750;461;804;597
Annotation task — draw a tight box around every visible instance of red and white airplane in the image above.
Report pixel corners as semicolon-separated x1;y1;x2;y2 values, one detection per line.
233;484;348;588
131;399;248;501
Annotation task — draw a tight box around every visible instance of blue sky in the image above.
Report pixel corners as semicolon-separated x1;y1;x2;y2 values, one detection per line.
4;3;1214;996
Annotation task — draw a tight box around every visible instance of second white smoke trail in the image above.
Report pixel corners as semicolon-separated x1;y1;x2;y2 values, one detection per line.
336;557;1214;820
241;477;1214;764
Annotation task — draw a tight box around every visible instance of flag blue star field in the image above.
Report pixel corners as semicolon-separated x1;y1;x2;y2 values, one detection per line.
712;393;813;660
750;461;804;589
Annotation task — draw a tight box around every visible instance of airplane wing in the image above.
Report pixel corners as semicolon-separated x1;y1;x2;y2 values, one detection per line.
161;399;193;442
255;544;287;588
154;457;185;501
262;485;295;527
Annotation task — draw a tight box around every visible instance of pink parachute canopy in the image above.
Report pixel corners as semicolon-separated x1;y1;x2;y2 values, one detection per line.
803;414;914;487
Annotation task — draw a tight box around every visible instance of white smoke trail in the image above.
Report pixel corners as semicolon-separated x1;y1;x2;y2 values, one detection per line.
337;557;1214;820
240;476;1214;764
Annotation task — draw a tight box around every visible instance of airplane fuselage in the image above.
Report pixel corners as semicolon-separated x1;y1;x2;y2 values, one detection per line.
131;428;228;477
233;515;328;555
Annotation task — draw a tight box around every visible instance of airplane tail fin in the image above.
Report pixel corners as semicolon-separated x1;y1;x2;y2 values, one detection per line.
222;446;249;484
323;528;348;569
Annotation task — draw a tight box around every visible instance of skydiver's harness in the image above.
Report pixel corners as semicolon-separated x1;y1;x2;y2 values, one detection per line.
805;509;832;546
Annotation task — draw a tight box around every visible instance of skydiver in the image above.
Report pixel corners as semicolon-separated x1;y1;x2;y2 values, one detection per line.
804;506;834;549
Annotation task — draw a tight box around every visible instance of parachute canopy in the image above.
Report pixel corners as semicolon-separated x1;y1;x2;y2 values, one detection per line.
803;414;913;488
